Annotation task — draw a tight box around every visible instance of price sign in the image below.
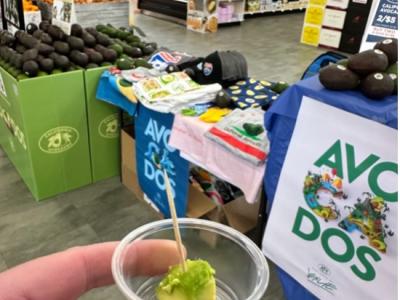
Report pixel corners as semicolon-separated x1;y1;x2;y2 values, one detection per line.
52;0;76;35
360;0;398;51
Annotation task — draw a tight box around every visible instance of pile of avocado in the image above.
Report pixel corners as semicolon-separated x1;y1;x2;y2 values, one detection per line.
0;21;157;80
319;38;398;100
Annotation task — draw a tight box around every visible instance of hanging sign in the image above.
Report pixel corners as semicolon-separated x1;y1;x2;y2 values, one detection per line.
360;0;398;51
263;97;397;300
135;106;189;218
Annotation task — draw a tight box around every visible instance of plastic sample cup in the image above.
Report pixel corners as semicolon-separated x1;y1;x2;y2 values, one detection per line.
112;218;269;300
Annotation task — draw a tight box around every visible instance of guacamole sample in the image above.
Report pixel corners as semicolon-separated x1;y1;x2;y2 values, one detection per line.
156;259;216;300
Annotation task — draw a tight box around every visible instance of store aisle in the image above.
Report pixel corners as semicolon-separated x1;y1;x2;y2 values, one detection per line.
0;13;324;300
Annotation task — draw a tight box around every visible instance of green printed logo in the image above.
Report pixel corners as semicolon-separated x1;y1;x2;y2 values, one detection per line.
98;114;119;139
39;126;79;154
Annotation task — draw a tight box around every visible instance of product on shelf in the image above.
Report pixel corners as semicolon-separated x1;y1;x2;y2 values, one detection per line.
156;259;216;300
319;38;398;100
0;21;158;79
23;0;39;11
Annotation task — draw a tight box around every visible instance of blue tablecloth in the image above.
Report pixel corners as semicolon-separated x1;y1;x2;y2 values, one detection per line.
263;75;398;300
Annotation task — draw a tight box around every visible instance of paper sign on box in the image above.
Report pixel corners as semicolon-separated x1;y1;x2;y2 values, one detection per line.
323;8;347;29
319;28;342;48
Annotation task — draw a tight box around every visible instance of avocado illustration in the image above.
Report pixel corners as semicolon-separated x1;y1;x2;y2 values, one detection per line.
361;73;394;100
319;64;360;90
348;49;389;76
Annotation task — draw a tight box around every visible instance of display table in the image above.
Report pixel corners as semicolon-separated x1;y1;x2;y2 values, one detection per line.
262;75;397;300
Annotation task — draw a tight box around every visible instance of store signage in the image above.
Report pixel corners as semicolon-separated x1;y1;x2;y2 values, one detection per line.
360;0;398;50
0;0;25;32
52;0;76;34
263;97;397;300
38;126;79;154
98;113;119;139
135;106;189;218
0;104;27;150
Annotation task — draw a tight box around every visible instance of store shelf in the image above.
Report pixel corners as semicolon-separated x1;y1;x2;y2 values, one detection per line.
245;3;307;14
219;17;244;24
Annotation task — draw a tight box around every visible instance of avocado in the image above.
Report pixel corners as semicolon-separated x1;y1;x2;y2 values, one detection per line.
53;41;70;55
96;24;107;32
36;43;54;56
23;60;39;77
374;38;398;65
32;30;43;39
125;46;142;58
96;33;112;46
101;62;113;67
386;62;398;93
18;33;39;49
214;90;231;108
82;32;96;47
319;64;360;90
14;30;24;40
108;44;123;56
0;31;16;47
51;69;63;74
116;57;135;70
85;27;99;37
104;26;118;38
166;64;179;73
50;53;71;70
15;43;26;54
39;21;50;32
83;48;104;64
47;25;66;41
10;53;22;69
271;81;289;93
141;43;155;55
95;45;117;62
17;74;29;80
348;49;389;76
37;71;48;76
87;63;99;69
39;58;54;73
26;23;38;35
125;35;141;44
336;59;348;67
40;32;53;45
71;24;83;37
67;36;84;51
147;42;158;50
70;50;89;67
134;58;152;69
361;72;394;99
22;48;39;63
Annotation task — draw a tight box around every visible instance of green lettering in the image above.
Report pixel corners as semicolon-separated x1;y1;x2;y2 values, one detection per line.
351;246;381;281
346;143;380;183
368;162;398;202
321;228;354;262
292;207;320;241
314;140;343;178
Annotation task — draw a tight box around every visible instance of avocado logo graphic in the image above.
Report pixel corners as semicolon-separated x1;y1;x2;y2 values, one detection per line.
98;113;119;139
39;126;79;154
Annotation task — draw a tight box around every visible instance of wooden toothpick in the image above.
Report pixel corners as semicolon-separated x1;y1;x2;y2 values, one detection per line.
163;169;188;272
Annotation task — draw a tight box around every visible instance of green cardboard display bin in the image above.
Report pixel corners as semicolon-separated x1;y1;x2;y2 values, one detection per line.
0;67;92;201
84;67;121;182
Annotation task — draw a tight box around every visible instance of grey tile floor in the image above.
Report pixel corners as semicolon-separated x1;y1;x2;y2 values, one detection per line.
0;13;324;299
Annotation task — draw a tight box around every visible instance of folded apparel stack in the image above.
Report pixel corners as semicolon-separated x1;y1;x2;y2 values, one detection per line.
133;72;221;113
226;78;279;109
205;108;269;166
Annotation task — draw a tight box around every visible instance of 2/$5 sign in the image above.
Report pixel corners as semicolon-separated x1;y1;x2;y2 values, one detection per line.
293;139;397;282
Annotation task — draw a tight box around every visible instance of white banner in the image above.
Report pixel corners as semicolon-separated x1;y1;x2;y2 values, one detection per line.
263;97;397;300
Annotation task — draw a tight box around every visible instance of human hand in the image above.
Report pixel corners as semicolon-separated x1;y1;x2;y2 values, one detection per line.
0;240;182;300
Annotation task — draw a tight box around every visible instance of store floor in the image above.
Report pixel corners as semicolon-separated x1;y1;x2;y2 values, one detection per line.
0;13;323;299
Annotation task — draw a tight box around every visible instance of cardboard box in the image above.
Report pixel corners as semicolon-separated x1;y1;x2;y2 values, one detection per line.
84;66;121;182
121;125;260;233
0;68;92;200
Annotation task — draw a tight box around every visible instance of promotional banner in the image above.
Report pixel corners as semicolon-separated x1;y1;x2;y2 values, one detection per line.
135;106;189;218
263;97;397;300
360;0;398;51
